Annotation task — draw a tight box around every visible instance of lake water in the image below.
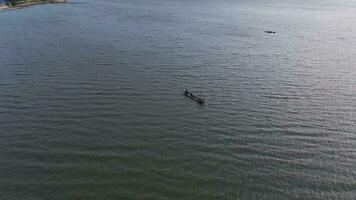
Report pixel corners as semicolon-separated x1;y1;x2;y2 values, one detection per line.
0;0;356;199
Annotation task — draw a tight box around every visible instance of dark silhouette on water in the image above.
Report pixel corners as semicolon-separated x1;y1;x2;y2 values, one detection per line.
265;30;276;34
184;90;205;104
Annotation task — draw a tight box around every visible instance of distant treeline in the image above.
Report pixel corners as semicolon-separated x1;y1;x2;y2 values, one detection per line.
5;0;23;6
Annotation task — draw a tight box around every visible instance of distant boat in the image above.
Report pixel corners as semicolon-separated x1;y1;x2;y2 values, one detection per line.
265;30;276;34
184;90;205;104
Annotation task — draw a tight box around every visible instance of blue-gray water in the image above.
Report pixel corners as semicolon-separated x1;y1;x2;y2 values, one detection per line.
1;0;356;199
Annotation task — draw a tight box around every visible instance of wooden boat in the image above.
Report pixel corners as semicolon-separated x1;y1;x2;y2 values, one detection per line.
184;90;205;104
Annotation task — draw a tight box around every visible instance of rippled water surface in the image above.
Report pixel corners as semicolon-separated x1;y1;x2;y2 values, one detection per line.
1;0;356;199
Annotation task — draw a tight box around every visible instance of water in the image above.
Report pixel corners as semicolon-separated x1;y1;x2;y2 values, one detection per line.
1;0;356;199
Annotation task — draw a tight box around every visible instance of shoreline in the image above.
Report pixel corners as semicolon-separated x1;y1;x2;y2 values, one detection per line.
0;4;9;10
0;0;66;10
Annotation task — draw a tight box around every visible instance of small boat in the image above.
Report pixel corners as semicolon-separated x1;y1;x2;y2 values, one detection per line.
265;30;276;34
184;90;205;104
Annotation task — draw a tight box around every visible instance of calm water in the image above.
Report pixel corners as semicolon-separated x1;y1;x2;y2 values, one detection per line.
1;0;356;199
